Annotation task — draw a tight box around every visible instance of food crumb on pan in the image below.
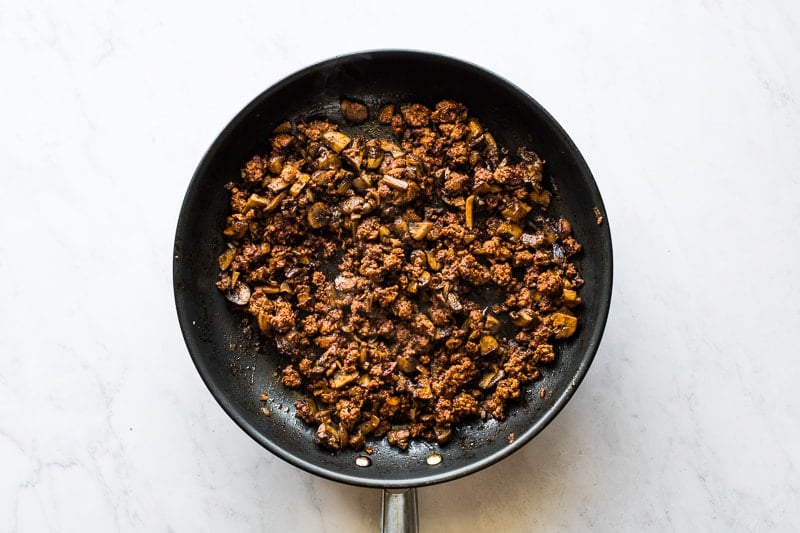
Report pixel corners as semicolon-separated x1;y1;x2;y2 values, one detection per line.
259;393;269;401
261;406;271;417
216;99;585;452
593;206;604;225
507;433;515;444
539;387;547;399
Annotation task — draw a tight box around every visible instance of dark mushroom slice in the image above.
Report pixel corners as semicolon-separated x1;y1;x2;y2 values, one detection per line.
307;202;330;229
364;140;385;169
226;282;251;306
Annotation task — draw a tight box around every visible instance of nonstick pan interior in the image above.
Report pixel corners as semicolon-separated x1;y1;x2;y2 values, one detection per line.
174;51;612;488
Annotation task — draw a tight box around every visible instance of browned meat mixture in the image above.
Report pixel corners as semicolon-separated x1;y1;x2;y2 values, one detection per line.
216;99;584;451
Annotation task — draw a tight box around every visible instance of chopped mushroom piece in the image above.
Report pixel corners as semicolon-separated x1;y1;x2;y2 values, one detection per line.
551;312;578;339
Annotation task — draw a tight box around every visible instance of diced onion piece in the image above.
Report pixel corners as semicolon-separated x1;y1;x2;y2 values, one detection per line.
296;286;311;306
245;193;270;210
334;275;357;291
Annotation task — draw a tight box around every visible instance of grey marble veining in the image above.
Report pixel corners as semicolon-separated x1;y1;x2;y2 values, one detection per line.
1;1;799;531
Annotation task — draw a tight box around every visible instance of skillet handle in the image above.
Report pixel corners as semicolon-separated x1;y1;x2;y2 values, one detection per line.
381;488;418;533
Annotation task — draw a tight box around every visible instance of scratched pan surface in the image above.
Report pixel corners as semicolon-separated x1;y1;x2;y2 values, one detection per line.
173;51;612;489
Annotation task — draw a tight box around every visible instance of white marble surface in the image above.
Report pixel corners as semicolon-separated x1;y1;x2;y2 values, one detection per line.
2;1;799;531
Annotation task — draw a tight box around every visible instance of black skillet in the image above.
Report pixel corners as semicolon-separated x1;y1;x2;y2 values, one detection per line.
174;51;612;532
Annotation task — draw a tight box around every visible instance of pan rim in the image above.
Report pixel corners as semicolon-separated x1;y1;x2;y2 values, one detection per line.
174;49;613;489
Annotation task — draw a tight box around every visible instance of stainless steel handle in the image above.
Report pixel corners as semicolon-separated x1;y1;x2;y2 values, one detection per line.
381;488;419;533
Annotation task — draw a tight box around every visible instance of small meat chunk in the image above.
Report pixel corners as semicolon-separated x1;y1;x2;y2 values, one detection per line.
457;254;491;286
431;100;468;124
403;103;431;128
270;300;296;332
443;171;469;195
242;156;267;183
492;166;523;186
387;428;411;450
536;270;563;295
281;365;302;388
378;104;395;124
340;99;368;124
490;263;513;286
